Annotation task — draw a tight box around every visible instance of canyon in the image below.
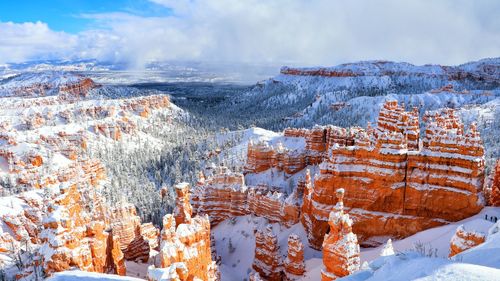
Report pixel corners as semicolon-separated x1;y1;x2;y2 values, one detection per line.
0;57;500;281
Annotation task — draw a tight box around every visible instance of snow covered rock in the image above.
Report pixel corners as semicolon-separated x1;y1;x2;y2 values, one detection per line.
449;225;486;257
283;233;306;280
490;160;500;206
252;225;283;281
300;100;485;248
156;186;218;281
321;189;360;281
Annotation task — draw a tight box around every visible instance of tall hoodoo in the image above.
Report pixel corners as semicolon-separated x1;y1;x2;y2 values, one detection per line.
284;234;306;280
321;189;360;281
174;182;193;226
490;160;500;206
252;225;283;281
150;184;218;281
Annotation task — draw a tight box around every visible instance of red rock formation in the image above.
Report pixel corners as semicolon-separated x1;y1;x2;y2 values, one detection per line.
321;189;360;281
109;203;159;263
490;160;500;206
449;225;486;257
174;182;193;226
284;234;305;280
195;167;301;228
252;225;283;281
301;101;485;248
155;186;218;281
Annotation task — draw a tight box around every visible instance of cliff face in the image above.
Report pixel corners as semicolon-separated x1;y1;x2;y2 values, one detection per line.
321;189;360;281
149;183;218;281
194;166;300;228
252;225;283;281
301;100;485;248
449;225;486;257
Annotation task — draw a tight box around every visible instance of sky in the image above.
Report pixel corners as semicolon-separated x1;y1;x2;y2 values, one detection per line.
0;0;499;68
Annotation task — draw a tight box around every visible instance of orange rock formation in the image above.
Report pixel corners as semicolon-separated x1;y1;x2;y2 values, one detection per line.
284;234;305;280
149;182;218;281
301;101;485;248
321;189;360;281
252;225;283;281
490;160;500;206
194;166;300;227
449;225;486;257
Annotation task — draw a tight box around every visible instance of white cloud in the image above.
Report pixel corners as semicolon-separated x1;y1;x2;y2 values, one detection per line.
0;0;499;67
0;21;78;63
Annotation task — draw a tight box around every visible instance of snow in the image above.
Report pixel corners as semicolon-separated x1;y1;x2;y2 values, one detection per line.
47;270;144;281
341;252;500;281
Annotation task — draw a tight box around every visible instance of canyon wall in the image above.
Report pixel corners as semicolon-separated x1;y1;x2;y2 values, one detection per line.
301;101;485;248
193;166;300;228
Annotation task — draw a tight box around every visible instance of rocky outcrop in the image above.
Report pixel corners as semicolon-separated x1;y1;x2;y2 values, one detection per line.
321;189;360;281
301;101;485;248
490;160;500;206
449;225;486;257
152;183;218;281
194;166;300;228
283;234;305;280
109;203;159;262
252;225;282;281
245;140;307;175
174;183;193;226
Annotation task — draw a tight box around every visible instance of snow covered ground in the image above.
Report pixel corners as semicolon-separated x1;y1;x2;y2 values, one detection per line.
212;207;500;281
47;271;144;281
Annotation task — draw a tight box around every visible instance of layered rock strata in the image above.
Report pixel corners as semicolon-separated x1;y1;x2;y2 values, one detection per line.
449;225;486;257
149;182;218;281
301;101;485;248
193;166;300;227
321;189;360;281
490;160;500;206
252;225;283;281
283;234;306;280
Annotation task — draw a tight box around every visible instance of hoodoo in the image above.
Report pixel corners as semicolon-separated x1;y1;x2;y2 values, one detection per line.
252;225;283;281
321;189;360;281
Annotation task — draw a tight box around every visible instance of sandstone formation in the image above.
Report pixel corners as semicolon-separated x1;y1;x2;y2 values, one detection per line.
194;166;300;227
301;101;485;248
150;182;218;281
283;234;305;280
109;203;160;263
449;225;486;257
252;225;283;281
490;160;500;206
321;189;360;281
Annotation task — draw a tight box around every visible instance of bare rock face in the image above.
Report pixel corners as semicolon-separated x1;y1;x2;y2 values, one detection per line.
245;140;307;175
490;160;500;206
301;101;485;248
154;185;218;281
252;225;283;281
449;225;486;257
284;234;305;280
321;189;360;281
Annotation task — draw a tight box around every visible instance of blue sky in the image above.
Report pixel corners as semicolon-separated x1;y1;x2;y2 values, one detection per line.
0;0;498;66
0;0;172;33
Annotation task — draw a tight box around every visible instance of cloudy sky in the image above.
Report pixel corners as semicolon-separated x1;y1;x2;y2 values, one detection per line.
0;0;499;67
